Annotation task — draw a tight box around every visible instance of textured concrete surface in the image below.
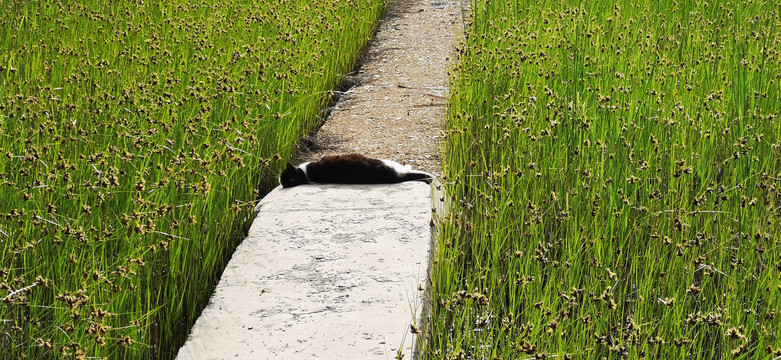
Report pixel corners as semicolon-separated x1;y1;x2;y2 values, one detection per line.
176;182;432;360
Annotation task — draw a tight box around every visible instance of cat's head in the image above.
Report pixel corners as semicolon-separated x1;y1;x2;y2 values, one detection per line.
279;163;308;188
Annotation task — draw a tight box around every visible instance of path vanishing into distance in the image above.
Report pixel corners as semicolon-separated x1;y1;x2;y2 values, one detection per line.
176;0;461;358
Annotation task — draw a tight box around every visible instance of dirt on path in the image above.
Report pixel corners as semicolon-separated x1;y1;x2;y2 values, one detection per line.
296;0;463;177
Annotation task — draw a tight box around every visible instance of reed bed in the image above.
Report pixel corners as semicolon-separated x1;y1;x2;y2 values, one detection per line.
428;0;781;358
0;0;386;358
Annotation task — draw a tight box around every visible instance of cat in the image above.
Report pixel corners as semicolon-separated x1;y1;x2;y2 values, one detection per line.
279;153;433;188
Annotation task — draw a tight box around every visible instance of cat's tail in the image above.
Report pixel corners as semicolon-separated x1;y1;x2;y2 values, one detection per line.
401;171;434;184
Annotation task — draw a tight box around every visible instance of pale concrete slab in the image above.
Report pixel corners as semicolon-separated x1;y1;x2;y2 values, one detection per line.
176;181;432;360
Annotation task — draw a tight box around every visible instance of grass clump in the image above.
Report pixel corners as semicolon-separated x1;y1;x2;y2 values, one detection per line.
0;0;386;358
427;0;781;358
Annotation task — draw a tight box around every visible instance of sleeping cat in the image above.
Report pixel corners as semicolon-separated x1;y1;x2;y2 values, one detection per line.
279;153;433;188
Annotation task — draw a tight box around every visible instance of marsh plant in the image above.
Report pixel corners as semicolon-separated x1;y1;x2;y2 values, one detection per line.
0;0;386;358
428;0;781;358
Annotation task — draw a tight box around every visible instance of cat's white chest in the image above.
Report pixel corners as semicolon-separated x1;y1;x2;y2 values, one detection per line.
298;162;311;175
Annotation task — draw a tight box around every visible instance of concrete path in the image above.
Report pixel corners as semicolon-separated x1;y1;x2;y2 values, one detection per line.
176;182;433;359
177;0;461;356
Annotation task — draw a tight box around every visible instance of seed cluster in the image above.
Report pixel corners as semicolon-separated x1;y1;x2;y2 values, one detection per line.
0;0;386;357
429;0;780;358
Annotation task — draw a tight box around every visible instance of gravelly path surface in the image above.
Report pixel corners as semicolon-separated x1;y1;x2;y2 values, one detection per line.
297;0;463;177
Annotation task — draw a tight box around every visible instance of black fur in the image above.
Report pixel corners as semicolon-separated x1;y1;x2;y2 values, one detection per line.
279;154;432;188
279;163;309;188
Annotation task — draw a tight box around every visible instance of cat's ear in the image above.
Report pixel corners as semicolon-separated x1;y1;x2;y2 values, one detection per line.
285;163;295;171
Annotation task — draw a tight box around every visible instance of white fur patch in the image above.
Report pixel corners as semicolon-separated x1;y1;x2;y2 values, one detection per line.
298;162;310;176
381;159;412;174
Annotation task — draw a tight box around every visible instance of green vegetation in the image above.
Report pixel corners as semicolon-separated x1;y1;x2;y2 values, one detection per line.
428;0;781;358
0;0;385;358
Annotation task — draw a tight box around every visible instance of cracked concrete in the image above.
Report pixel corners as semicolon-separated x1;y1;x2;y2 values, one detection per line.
176;182;433;359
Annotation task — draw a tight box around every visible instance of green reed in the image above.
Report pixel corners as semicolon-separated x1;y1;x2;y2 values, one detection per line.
426;0;781;358
0;0;386;358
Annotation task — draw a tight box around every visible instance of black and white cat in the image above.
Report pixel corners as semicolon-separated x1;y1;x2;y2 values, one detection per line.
279;153;433;188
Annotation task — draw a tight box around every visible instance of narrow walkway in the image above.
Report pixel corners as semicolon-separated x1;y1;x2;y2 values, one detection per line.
177;0;460;357
176;182;432;359
299;0;462;176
